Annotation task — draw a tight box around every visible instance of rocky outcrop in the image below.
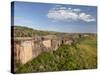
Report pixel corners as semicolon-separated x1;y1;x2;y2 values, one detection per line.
13;35;74;64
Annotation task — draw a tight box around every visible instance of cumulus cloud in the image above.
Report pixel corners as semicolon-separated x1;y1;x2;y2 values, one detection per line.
47;6;95;22
79;13;95;22
73;8;81;12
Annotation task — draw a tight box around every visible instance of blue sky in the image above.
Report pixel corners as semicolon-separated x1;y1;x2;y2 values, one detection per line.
13;1;97;33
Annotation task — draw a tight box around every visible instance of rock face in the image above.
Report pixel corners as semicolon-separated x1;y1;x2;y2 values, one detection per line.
14;40;33;64
20;41;33;64
13;35;74;64
43;40;51;48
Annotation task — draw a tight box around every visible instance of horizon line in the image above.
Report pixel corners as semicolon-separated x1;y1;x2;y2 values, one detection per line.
12;25;97;34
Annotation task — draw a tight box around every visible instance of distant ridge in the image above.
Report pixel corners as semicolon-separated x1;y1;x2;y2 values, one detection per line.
11;25;97;37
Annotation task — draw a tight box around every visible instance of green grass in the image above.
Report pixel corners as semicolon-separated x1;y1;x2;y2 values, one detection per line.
15;36;97;73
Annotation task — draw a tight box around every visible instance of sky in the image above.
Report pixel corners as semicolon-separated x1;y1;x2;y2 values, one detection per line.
12;1;97;33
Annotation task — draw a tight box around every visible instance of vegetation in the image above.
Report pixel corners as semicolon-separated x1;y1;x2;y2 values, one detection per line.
12;26;60;37
15;36;97;73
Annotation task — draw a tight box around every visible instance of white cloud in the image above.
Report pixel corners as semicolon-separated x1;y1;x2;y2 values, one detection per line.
47;6;96;22
79;13;96;22
68;8;71;10
73;8;81;12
